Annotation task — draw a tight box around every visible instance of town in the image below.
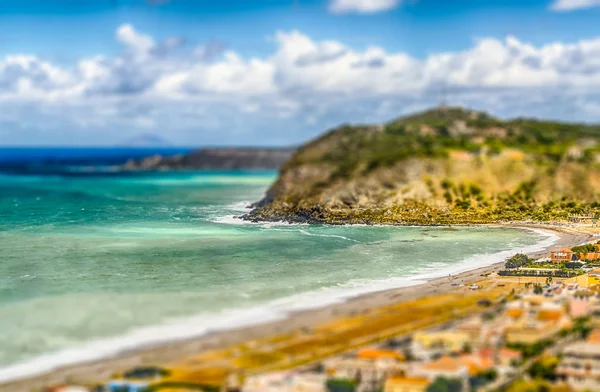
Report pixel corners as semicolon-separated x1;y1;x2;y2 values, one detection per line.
45;240;600;392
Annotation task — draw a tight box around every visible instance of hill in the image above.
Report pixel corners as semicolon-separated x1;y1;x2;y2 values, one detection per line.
244;107;600;225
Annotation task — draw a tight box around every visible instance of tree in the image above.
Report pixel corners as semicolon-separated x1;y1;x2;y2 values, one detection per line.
572;243;596;254
426;377;463;392
527;357;559;381
505;253;531;269
326;378;356;392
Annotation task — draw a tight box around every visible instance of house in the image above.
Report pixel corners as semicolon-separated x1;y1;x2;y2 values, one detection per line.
455;316;506;349
458;352;495;376
503;299;571;344
588;269;600;286
411;356;469;392
384;376;430;392
569;295;597;319
505;318;569;345
551;248;573;263
243;371;327;392
356;348;405;361
579;252;600;262
557;332;600;391
496;348;523;368
323;352;405;389
411;331;471;360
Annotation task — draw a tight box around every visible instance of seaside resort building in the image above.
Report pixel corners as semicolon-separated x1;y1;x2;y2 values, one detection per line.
551;248;574;263
411;331;470;361
323;349;406;391
557;329;600;391
243;372;328;392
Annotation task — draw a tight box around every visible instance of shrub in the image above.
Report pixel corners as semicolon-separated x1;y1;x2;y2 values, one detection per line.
427;377;463;392
326;378;356;392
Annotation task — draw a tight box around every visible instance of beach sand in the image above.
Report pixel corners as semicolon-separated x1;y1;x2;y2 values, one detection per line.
2;224;596;391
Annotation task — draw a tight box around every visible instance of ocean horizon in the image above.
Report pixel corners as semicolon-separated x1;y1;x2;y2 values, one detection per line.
0;149;559;382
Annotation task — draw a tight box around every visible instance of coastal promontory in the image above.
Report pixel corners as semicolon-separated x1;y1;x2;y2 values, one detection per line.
122;147;295;170
245;107;600;225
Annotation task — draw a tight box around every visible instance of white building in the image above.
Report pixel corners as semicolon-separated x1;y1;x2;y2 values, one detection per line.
243;371;327;392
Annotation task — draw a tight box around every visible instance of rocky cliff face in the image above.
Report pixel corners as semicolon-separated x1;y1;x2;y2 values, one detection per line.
122;147;295;171
245;107;600;224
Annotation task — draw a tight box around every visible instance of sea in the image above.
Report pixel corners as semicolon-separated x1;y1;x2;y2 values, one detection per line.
0;148;559;382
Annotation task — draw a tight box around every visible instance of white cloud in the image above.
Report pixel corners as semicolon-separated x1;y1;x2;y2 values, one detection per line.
3;23;600;145
550;0;600;11
329;0;401;14
116;24;156;55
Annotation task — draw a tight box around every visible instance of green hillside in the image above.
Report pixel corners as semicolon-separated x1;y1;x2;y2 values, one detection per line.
245;107;600;225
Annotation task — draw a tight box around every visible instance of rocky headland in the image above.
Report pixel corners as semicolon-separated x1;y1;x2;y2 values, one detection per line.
122;147;295;171
244;107;600;225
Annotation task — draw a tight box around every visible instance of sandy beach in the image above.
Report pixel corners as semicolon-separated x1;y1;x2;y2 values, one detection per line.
2;224;596;392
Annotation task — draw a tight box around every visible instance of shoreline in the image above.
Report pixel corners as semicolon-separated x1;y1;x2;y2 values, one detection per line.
1;224;595;391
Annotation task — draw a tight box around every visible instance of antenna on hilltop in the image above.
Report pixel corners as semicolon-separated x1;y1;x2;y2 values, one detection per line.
439;82;448;110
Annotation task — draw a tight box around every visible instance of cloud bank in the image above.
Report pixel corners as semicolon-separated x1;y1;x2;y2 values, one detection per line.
2;24;600;145
329;0;402;14
550;0;600;11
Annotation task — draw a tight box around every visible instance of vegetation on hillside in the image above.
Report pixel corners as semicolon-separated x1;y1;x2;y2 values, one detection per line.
246;107;600;225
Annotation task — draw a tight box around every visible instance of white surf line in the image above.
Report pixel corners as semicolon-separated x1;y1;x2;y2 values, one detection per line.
298;229;359;242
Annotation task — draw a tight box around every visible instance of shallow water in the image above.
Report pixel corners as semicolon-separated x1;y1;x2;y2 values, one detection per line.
0;170;556;380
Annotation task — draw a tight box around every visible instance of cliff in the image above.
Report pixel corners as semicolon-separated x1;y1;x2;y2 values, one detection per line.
245;107;600;225
122;147;295;171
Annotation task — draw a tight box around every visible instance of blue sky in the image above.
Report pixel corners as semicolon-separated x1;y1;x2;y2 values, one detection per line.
1;0;600;146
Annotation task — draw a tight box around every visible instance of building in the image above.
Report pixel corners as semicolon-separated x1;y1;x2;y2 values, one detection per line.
569;295;597;319
588;269;600;287
503;301;571;344
384;376;430;392
356;348;405;362
458;352;495;377
579;252;600;262
455;316;506;349
551;248;574;263
411;356;469;392
496;348;523;369
243;372;327;392
323;352;405;390
505;321;561;344
411;331;471;360
557;331;600;391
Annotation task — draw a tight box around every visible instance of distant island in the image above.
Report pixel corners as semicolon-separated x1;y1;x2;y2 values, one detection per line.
122;147;295;170
244;107;600;225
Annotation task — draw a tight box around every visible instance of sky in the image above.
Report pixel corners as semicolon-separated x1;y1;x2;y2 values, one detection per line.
1;0;600;146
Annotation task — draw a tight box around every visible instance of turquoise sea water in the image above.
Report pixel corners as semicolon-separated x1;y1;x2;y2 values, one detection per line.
0;170;558;381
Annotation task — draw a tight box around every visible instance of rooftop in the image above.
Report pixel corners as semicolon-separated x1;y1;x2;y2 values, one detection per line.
420;356;465;373
356;348;404;360
386;376;430;386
